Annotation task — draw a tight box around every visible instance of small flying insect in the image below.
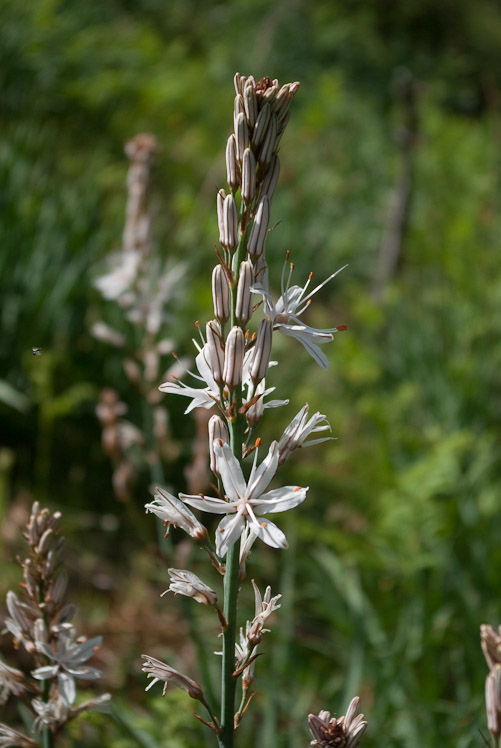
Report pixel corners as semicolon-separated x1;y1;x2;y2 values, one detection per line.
32;347;42;356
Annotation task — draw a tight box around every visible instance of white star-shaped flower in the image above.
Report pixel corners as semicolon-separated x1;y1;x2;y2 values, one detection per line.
252;263;347;369
179;440;308;556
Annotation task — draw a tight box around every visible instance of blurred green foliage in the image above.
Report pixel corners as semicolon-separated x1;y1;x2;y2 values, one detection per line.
1;1;501;746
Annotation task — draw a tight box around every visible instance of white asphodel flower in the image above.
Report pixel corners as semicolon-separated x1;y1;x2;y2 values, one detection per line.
179;440;308;557
278;404;333;464
251;263;347;369
32;625;102;707
145;487;208;543
162;569;217;606
159;344;220;413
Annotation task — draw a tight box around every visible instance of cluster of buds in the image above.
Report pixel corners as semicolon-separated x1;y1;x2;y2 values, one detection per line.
481;624;501;744
0;503;110;743
307;697;367;747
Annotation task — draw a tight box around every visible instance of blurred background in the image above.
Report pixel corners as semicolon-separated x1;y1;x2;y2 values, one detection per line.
1;1;501;746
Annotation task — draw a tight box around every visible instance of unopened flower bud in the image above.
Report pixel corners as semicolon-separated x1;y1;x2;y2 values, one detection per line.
235;112;249;162
247;196;269;259
250;319;273;383
263;78;279;102
208;415;229;476
243;82;258;129
251;102;271;148
487;668;501;740
217;188;227;245
223;194;238;251
259;155;280;202
258;112;277;166
274;111;290;151
235;261;253;325
225;134;238;191
241;148;256;203
223;326;245;389
206;321;224;386
212;264;230;323
271;83;291;118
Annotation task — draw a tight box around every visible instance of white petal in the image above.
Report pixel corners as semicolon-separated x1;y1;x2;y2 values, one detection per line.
215;513;246;557
279;327;331;369
214;442;247;502
180;494;234;514
247;441;279;500
32;665;58;680
58;671;76;706
252;486;308;514
252;517;288;549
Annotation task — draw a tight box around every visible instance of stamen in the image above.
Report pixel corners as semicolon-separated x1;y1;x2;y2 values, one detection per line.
198;493;205;498
294;486;302;492
337;325;347;331
255;437;261;448
261;522;267;527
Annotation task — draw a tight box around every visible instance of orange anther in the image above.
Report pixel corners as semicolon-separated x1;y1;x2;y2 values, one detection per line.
294;486;302;492
308;271;313;281
337;325;347;331
261;522;267;527
255;437;261;448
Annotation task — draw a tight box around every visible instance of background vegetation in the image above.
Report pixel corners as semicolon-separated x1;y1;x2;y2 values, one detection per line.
1;1;501;746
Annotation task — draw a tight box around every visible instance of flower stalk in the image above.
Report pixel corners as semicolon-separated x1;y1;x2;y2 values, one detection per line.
143;72;354;748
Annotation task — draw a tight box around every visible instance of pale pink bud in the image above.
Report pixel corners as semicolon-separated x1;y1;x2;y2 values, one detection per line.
208;414;229;476
206;321;224;386
263;79;279;102
243;82;258;128
274;111;290;151
233;73;243;96
271;83;291;118
247;196;269;259
259;155;280;202
217;188;227;245
225;134;238;191
223;194;238;251
486;669;501;740
258;112;277;166
251;102;271;148
241;148;256;203
212;264;230;323
235;261;253;325
223;326;245;389
235;112;249;162
250;319;273;383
